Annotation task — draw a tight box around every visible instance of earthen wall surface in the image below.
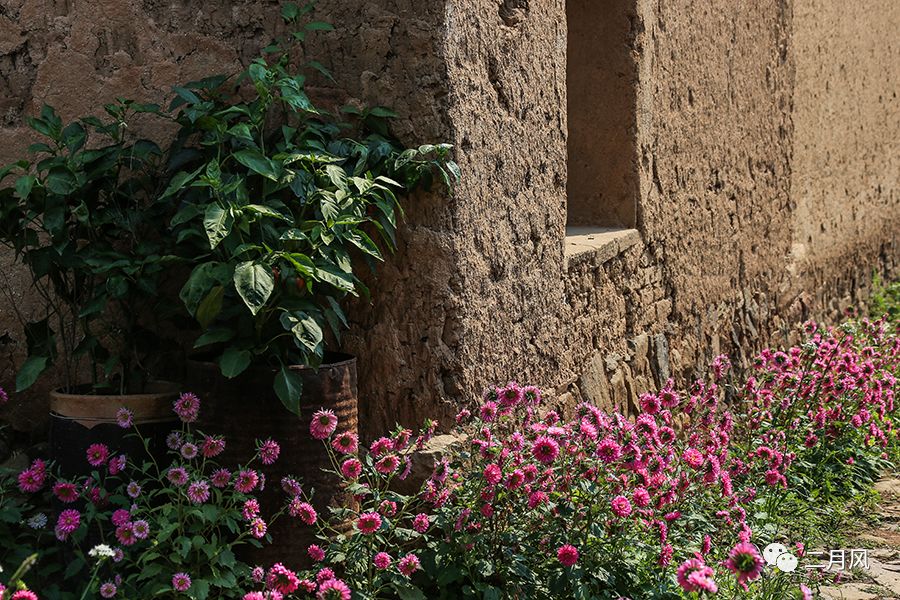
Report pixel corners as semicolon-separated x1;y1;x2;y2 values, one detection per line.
0;0;897;436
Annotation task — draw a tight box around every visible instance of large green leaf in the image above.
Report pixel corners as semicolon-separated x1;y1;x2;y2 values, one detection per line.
196;285;225;328
233;261;274;316
219;347;251;379
15;355;48;392
180;262;231;315
233;149;281;181
203;204;234;249
274;366;303;415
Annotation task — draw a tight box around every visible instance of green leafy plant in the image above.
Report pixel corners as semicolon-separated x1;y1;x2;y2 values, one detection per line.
0;101;176;394
160;3;458;413
870;272;900;324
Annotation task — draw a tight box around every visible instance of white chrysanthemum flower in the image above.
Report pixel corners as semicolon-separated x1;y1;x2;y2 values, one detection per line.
88;544;116;559
26;513;48;529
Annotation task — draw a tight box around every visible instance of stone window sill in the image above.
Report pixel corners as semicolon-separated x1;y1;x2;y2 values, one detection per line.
565;227;641;268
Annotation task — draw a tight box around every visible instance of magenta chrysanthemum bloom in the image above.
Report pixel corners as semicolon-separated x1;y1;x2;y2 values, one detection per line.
116;407;134;428
398;553;420;577
374;551;392;569
17;467;44;493
724;542;764;590
522;385;542;405
412;513;430;533
531;435;560;464
479;401;498;422
172;572;192;592
528;490;548;508
640;393;661;415
291;500;317;525
173;393;200;423
180;443;199;460
86;443;110;467
483;463;503;486
799;584;814;600
309;409;338;440
375;454;400;475
498;382;524;408
357;512;382;534
201;435;226;458
53;482;79;503
242;499;260;521
257;439;280;465
341;458;362;480
115;523;137;546
379;500;398;517
10;591;38;600
111;509;131;526
595;436;622;463
187;480;210;504
235;470;259;493
281;477;302;497
126;481;141;499
633;487;651;508
683;448;705;469
317;579;351;600
370;436;394;456
55;509;81;537
331;431;359;454
166;432;183;451
211;468;231;488
133;519;150;540
266;562;300;594
243;593;265;600
99;581;117;598
316;568;336;584
308;544;326;562
611;495;632;518
557;544;579;567
507;469;525;490
251;566;265;583
249;516;267;538
108;455;127;475
677;558;718;593
167;467;189;487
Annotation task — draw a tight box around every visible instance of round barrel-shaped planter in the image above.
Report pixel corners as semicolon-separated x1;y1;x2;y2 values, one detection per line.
187;353;358;569
49;381;180;479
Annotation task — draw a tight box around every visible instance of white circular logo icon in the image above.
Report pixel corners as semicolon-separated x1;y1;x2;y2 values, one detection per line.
763;542;798;572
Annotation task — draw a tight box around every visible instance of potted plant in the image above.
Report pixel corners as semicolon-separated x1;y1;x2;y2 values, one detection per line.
155;3;457;566
0;100;180;475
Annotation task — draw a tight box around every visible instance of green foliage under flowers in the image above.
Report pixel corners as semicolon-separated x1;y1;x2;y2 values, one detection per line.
161;3;457;415
1;321;898;599
0;101;176;395
871;272;900;324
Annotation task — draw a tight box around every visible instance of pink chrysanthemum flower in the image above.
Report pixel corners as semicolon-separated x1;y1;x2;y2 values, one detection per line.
317;578;351;600
331;431;359;454
374;551;392;569
116;407;134;428
369;437;394;456
187;481;210;504
99;581;117;598
316;568;336;584
507;469;525;490
172;572;192;592
133;519;150;539
724;542;764;590
375;454;400;474
291;500;317;525
310;409;338;439
412;513;430;533
682;448;705;469
201;436;226;458
180;443;199;460
108;455;126;475
528;491;548;508
111;509;131;526
166;432;183;451
249;517;267;538
379;500;398;517
17;467;44;493
167;467;189;487
126;481;142;499
341;458;362;480
308;544;326;562
677;558;718;593
55;509;81;539
799;584;814;600
357;512;382;534
398;554;420;577
611;495;632;518
498;382;524;408
173;393;200;423
211;468;232;488
479;401;498;422
531;435;560;464
266;563;300;594
257;439;280;465
86;443;110;467
53;482;78;503
483;463;502;486
235;470;259;493
243;499;260;520
281;477;302;497
557;544;579;567
10;591;39;600
115;523;137;546
596;436;622;463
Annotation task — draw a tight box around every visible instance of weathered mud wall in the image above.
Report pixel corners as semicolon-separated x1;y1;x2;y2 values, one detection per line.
0;0;897;435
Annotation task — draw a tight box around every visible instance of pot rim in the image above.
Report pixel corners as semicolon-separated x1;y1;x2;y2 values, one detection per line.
49;380;181;401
